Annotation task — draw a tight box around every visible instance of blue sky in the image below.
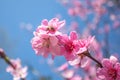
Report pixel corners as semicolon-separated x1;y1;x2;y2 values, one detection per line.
0;0;70;80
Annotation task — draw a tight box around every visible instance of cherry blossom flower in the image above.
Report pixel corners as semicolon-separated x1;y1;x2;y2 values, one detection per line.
31;18;65;58
97;56;120;80
36;18;65;34
57;31;79;60
6;58;27;80
68;54;89;68
31;33;62;58
77;36;95;55
68;36;94;67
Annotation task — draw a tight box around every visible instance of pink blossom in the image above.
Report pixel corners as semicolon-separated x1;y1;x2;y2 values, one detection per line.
68;57;80;66
97;56;120;80
31;18;65;58
58;34;94;66
57;31;79;60
31;33;62;58
68;56;89;68
36;18;65;34
90;38;103;60
77;36;95;54
68;36;94;67
6;58;27;80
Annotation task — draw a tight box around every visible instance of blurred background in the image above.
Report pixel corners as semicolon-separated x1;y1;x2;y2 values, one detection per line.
0;0;120;80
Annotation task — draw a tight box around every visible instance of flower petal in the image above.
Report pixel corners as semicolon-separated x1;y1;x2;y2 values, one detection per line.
68;58;80;66
50;36;58;46
110;55;118;64
70;31;78;40
41;19;48;26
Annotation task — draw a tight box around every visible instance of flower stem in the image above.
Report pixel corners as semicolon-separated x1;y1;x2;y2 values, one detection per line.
0;48;16;69
83;50;103;68
4;56;16;69
0;48;26;80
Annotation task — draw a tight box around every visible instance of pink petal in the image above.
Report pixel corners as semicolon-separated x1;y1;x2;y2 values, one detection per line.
41;19;48;26
114;62;120;70
110;55;118;64
21;67;28;78
50;36;58;46
102;59;112;68
51;18;59;22
80;57;89;68
48;18;58;26
50;45;61;56
57;63;68;71
68;58;80;66
88;36;95;45
97;68;106;79
70;31;78;40
76;47;87;54
57;20;65;29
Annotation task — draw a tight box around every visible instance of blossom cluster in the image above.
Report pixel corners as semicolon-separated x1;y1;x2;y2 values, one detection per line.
0;0;120;80
97;56;120;80
6;58;28;80
0;48;28;80
31;18;120;80
31;18;94;66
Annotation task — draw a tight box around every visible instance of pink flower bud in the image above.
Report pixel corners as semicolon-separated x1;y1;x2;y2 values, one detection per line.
0;48;6;58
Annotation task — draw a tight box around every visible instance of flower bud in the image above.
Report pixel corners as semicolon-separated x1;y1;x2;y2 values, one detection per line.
0;48;6;58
